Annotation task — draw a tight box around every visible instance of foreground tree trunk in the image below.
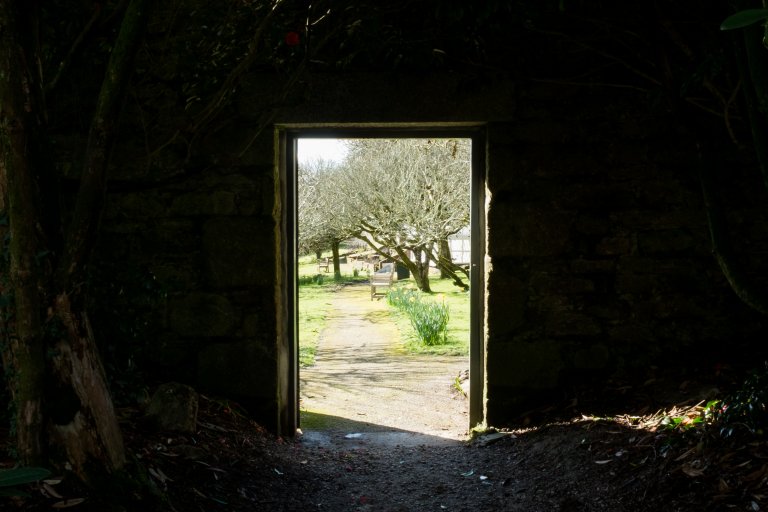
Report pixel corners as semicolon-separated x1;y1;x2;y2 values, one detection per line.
0;0;150;481
0;0;51;468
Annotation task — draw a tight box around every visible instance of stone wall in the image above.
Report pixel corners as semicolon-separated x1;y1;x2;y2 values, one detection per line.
91;66;768;430
483;86;768;422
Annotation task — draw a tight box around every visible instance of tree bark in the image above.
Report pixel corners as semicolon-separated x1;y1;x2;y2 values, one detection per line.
48;293;125;475
438;239;451;279
45;0;152;480
0;0;49;467
393;246;432;292
1;0;151;480
699;148;768;316
331;239;342;280
431;240;469;291
56;0;152;289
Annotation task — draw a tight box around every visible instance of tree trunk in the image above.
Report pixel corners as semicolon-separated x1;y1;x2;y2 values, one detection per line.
425;243;469;291
47;0;151;480
438;239;451;279
699;147;768;316
1;0;151;480
56;0;152;289
0;0;49;467
413;247;432;293
393;246;432;292
694;13;768;318
47;293;126;477
331;239;342;280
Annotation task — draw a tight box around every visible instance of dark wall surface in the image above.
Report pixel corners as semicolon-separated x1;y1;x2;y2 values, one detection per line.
83;1;768;429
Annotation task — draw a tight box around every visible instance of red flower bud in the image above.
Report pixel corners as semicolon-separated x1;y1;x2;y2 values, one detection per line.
285;31;300;46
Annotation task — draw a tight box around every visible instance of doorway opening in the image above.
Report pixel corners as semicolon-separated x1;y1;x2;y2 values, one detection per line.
278;127;486;439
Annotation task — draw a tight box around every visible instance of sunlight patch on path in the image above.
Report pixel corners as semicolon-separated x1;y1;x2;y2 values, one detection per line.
299;283;469;446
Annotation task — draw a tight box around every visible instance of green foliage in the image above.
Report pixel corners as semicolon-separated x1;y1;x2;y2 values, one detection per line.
387;285;450;346
386;285;421;310
715;364;768;438
298;274;325;286
0;467;51;497
661;400;720;433
721;9;768;30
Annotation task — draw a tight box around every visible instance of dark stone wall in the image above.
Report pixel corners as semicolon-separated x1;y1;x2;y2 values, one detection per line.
483;86;768;422
90;64;767;429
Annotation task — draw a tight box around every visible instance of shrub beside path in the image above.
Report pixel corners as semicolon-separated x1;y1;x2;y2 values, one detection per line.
299;282;469;447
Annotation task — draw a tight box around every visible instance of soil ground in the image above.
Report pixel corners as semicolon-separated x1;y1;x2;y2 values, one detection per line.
3;283;766;511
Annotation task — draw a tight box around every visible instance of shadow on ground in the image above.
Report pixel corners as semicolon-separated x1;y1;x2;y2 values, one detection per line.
299;411;464;449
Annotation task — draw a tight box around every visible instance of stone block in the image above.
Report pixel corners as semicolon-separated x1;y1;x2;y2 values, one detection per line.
203;217;274;288
169;292;237;337
486;271;525;334
570;258;616;274
487;339;563;389
568;344;611;370
170;191;238;216
145;382;199;433
638;229;695;254
544;312;602;337
197;341;275;399
488;203;574;257
595;236;633;256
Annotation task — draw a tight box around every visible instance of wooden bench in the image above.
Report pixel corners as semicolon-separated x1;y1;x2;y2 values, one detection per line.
370;264;395;300
317;257;330;273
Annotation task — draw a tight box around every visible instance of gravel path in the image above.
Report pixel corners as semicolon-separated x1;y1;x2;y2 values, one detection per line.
299;283;469;448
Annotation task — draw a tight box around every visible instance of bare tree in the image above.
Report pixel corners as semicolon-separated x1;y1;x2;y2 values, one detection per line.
298;157;357;278
338;138;471;292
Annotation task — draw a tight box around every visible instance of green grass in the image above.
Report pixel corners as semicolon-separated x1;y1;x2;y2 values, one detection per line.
297;254;469;364
298;281;333;367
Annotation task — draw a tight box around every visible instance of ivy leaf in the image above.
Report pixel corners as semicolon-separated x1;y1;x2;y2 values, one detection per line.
0;467;51;488
720;9;768;31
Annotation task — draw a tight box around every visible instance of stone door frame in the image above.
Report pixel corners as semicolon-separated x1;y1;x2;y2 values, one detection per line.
276;123;487;437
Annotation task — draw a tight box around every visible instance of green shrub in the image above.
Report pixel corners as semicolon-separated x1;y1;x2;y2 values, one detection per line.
387;286;450;346
407;298;450;346
298;274;325;286
716;363;768;438
386;285;420;310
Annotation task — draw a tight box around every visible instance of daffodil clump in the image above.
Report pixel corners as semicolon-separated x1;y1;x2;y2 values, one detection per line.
387;285;450;346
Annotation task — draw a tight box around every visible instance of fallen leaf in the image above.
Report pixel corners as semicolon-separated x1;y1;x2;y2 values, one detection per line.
51;498;86;508
744;465;767;483
42;482;64;499
674;448;696;462
682;464;706;477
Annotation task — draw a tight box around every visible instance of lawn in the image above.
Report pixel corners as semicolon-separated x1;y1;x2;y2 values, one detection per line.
387;277;470;356
298;253;470;364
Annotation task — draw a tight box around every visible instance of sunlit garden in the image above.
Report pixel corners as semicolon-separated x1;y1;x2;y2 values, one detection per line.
297;251;470;367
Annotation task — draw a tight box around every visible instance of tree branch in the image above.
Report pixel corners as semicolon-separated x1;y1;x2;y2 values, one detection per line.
699;146;768;316
56;0;152;289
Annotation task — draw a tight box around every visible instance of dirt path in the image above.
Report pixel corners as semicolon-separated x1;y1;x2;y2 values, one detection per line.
299;283;469;448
